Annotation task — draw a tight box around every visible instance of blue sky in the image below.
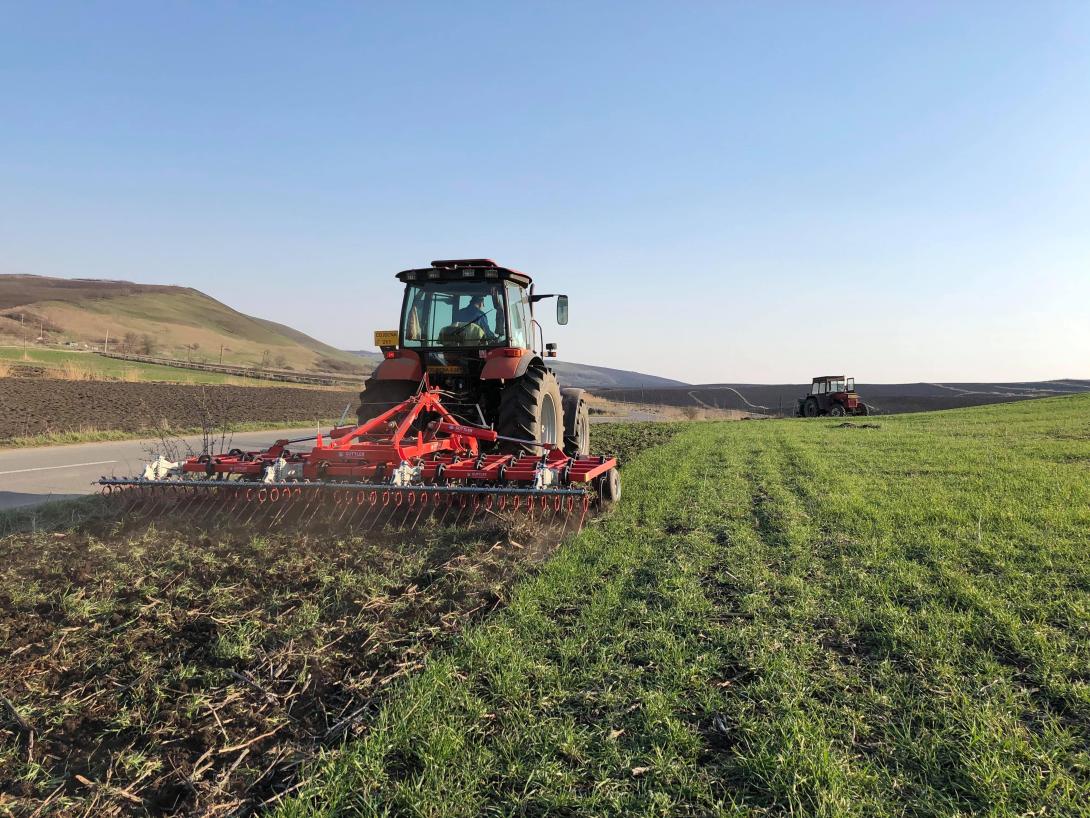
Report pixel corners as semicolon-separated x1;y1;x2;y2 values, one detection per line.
2;2;1088;383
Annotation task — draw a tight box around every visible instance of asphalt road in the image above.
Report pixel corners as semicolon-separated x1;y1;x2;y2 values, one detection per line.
0;428;317;511
0;414;665;512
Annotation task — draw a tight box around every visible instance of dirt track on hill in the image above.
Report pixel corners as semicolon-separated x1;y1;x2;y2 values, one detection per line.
0;378;358;442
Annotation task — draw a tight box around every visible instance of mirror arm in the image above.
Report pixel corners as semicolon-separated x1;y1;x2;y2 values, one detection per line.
529;293;558;303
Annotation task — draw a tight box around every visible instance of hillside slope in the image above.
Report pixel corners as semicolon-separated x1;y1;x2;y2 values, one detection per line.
548;360;687;389
0;275;363;373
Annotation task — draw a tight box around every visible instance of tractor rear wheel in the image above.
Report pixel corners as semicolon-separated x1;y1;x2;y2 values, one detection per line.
803;398;820;418
829;403;846;417
356;378;417;425
561;388;590;456
497;367;564;453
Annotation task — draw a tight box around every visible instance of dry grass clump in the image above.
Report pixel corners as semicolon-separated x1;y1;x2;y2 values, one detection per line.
57;360;97;381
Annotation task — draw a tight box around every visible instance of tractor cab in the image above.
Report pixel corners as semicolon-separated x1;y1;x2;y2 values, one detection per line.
810;376;855;396
373;259;568;392
364;260;585;455
390;259;567;354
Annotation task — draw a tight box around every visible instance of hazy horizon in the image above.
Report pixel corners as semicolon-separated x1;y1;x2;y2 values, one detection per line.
3;3;1088;383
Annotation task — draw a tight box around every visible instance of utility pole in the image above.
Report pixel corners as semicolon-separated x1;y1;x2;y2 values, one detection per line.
219;343;224;365
104;329;110;354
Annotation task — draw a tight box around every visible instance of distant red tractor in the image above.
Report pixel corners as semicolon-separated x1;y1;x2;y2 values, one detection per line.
796;376;870;417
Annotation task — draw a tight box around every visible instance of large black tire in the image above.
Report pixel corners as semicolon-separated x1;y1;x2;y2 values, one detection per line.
497;367;564;453
803;398;820;418
356;377;417;424
561;388;590;456
829;403;846;417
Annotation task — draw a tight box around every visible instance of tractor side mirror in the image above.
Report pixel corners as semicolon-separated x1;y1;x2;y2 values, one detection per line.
556;295;569;325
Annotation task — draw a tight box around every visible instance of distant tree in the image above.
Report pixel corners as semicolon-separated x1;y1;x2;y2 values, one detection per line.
273;353;287;368
122;331;139;352
139;334;155;355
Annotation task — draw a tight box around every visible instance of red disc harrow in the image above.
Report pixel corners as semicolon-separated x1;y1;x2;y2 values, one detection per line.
97;385;619;531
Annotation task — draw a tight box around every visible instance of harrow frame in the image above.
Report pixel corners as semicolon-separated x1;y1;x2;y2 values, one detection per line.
97;382;619;530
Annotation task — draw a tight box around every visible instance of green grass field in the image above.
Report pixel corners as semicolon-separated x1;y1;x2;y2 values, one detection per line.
276;397;1090;817
0;347;268;385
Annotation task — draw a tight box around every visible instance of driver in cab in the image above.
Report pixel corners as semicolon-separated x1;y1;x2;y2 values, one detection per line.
455;294;499;342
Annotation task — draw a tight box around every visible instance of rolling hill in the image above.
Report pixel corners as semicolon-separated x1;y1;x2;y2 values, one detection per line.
0;275;365;373
548;360;687;389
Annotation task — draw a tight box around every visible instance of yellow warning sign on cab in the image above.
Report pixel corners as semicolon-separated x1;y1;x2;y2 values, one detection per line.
373;330;399;347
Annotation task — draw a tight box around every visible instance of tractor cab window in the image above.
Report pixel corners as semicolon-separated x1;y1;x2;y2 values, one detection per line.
812;381;824;395
505;281;530;349
847;378;855;392
828;379;846;393
401;281;507;348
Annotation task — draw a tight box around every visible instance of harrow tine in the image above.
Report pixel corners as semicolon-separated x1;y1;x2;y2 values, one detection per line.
295;487;322;528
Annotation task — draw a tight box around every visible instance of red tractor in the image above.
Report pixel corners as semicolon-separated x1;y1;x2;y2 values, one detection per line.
796;375;870;417
359;259;593;457
95;258;621;525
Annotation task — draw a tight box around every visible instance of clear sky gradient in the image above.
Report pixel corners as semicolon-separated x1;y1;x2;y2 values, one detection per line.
2;2;1088;383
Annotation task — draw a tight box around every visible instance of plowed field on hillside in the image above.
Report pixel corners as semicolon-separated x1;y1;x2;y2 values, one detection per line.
0;378;357;442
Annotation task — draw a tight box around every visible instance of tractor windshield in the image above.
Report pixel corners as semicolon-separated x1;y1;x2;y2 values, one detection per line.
828;379;847;393
401;281;507;348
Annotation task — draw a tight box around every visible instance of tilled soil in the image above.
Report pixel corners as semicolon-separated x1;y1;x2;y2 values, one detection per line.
0;520;555;816
0;378;358;442
0;425;669;817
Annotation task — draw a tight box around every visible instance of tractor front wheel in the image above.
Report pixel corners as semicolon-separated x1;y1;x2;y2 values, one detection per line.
829;403;847;417
803;398;820;418
497;367;564;453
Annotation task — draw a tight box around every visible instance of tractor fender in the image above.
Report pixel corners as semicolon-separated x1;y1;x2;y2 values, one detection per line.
373;350;423;381
480;352;543;381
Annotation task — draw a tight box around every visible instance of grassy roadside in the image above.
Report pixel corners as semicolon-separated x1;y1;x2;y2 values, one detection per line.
276;396;1090;816
0;348;266;385
0;348;355;387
